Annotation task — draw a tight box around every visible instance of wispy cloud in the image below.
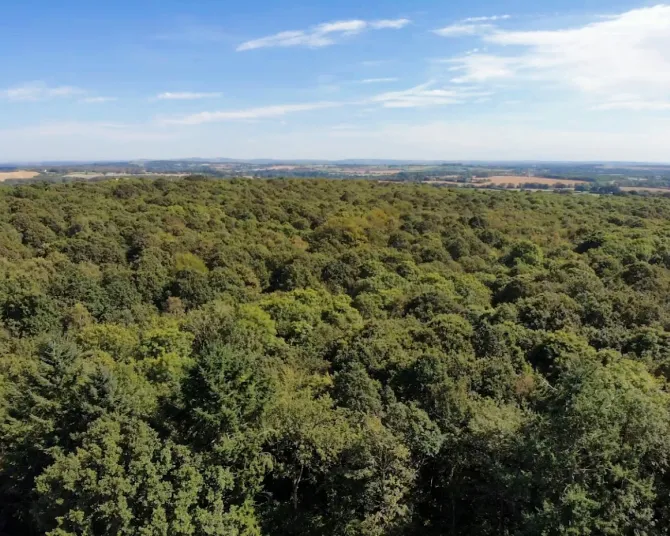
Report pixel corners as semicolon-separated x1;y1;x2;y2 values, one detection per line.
447;54;517;83
370;19;411;29
82;96;118;103
164;81;490;124
1;82;86;101
164;102;342;125
433;23;494;37
434;14;509;37
3;85;123;106
156;92;223;100
316;20;367;34
463;14;511;22
369;82;491;108
445;4;670;109
359;78;399;84
237;18;411;51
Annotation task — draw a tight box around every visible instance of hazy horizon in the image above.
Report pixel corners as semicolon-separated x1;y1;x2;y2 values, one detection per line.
4;157;670;167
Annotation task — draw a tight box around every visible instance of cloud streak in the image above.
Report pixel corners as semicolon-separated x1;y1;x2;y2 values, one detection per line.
433;23;493;37
164;101;342;125
434;14;510;37
157;92;223;100
1;82;86;101
369;82;491;108
161;79;485;127
463;15;511;22
237;18;410;51
359;78;399;84
82;96;118;103
446;54;517;83
370;19;411;29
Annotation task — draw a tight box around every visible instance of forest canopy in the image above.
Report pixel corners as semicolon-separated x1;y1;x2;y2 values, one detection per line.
2;178;670;535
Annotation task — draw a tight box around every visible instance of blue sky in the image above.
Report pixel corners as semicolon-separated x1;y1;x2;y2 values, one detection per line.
2;0;670;162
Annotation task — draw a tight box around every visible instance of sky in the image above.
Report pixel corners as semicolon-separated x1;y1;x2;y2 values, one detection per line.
2;0;670;162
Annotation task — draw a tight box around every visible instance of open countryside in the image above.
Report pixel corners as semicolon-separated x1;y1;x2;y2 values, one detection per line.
3;161;670;195
0;170;41;181
481;176;588;187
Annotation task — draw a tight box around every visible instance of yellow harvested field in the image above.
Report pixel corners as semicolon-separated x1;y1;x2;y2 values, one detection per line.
0;170;41;181
621;186;670;194
482;176;588;186
423;180;464;186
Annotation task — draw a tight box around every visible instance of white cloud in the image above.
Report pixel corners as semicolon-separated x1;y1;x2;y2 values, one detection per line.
237;18;410;51
447;5;670;107
359;78;399;84
463;15;511;22
164;101;342;125
447;54;517;83
82;96;118;103
370;18;411;29
156;92;223;100
1;82;86;101
369;82;491;108
434;14;509;37
316;20;367;33
433;23;494;37
236;30;345;51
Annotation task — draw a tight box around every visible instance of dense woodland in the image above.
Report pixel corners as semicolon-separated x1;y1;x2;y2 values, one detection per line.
3;178;670;535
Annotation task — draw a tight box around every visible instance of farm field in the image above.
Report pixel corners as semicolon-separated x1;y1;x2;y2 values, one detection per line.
420;176;589;189
621;186;670;194
481;175;588;186
0;170;41;181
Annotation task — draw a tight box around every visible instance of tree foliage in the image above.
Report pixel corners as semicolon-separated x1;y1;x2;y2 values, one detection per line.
2;178;670;534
